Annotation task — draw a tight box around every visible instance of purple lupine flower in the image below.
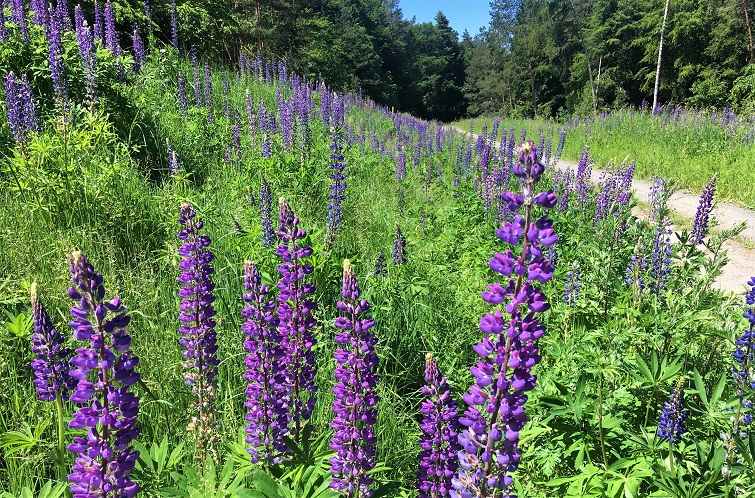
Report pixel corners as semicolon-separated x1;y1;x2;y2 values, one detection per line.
395;146;406;181
624;240;648;290
0;7;8;43
575;146;593;207
30;0;47;28
242;260;287;463
93;1;104;42
74;6;97;105
48;8;68;102
259;176;274;246
553;129;566;165
418;353;460;498
733;277;755;433
30;283;75;401
373;253;387;277
330;259;379;497
564;261;580;306
4;72;40;145
392;226;406;265
690;174;716;245
143;0;151;26
398;188;405;216
275;198;318;444
11;0;28;43
657;379;687;444
104;0;119;54
203;63;214;123
170;0;178;51
177;202;220;462
177;73;187;115
132;24;145;74
648;176;668;225
280;100;295;151
649;220;673;295
325;127;347;250
451;142;557;498
66;251;140;498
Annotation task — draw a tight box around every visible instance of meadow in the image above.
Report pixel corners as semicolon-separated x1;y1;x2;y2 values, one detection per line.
452;112;755;210
1;3;755;498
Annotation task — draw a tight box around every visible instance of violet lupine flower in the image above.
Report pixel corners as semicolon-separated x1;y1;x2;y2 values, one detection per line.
564;261;580;306
177;202;220;463
398;188;405;216
259;176;274;246
732;277;755;435
168;142;182;175
31;0;47;28
93;1;104;42
30;283;76;401
11;0;28;43
104;0;119;55
330;259;379;497
553;129;566;165
275;198;318;444
242;260;287;463
657;379;687;444
280;100;295;151
393;226;406;265
395;147;406;182
624;240;648;290
66;251;140;498
48;9;68;102
373;253;387;277
170;0;178;51
451;142;557;498
575;146;593;207
649;220;673;296
74;6;97;105
177;73;187;115
690;174;716;245
649;176;668;225
418;352;460;498
132;24;145;74
143;0;151;26
4;72;40;145
325;127;347;250
0;8;8;43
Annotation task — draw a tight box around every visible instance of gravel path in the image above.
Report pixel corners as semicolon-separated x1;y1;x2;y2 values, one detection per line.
553;158;755;294
447;126;755;293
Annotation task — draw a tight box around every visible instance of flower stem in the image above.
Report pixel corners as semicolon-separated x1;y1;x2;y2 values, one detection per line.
54;391;65;480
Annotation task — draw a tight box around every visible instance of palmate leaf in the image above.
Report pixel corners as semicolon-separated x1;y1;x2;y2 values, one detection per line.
0;481;67;498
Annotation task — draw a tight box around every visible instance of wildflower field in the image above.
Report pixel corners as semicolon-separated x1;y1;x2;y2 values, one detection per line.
2;3;755;498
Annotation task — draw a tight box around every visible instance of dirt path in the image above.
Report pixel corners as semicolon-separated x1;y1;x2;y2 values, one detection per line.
447;125;755;294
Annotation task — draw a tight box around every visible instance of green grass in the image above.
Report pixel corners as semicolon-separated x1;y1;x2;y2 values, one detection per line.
452;112;755;209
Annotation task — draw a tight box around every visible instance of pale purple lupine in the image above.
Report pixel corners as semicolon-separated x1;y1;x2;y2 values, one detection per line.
564;261;580;305
648;176;668;225
30;283;76;402
168;142;182;175
48;8;68;102
104;0;119;55
649;220;673;296
325;127;347;250
575;146;593;207
203;63;213;123
242;260;287;463
11;0;28;43
177;202;220;463
132;24;145;74
395;146;406;181
177;73;187;115
553;129;566;165
329;260;379;497
93;1;104;42
170;0;178;51
451;142;557;498
393;225;406;265
66;251;140;498
690;174;716;245
4;72;40;145
74;6;97;105
276;198;318;445
418;353;460;498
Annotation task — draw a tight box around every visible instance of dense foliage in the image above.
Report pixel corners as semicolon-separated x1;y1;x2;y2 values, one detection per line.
2;3;755;498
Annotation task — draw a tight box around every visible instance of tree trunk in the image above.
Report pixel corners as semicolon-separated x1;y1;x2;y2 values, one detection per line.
527;52;538;118
743;0;754;62
653;0;670;113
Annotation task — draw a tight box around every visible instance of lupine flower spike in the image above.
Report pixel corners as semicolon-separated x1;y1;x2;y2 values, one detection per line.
325;127;347;250
393;226;406;265
242;261;287;463
276;198;318;444
690;174;716;246
177;202;220;464
657;378;687;444
451;142;557;498
418;353;460;498
67;251;140;498
330;259;379;497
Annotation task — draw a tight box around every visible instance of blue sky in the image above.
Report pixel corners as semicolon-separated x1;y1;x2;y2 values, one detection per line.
398;0;491;36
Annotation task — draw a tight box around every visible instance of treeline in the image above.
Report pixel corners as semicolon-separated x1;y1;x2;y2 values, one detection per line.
90;0;755;120
466;0;755;117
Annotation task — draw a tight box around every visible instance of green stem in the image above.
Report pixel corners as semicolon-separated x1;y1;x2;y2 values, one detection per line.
668;443;675;477
598;375;608;466
55;392;66;480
